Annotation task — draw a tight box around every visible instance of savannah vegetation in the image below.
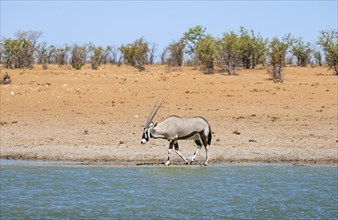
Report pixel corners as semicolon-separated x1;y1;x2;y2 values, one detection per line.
0;27;337;83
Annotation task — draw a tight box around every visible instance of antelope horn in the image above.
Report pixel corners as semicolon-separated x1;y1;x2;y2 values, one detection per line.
145;100;158;126
145;99;164;127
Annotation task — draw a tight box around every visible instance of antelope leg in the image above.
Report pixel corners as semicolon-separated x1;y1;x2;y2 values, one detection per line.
191;139;202;163
165;141;174;166
204;145;209;166
174;141;188;164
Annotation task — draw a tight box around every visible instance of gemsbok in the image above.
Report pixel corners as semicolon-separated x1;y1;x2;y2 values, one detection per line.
141;101;212;166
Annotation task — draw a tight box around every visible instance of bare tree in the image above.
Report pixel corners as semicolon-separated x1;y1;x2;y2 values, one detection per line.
148;43;157;64
110;46;120;65
17;31;42;68
160;47;168;65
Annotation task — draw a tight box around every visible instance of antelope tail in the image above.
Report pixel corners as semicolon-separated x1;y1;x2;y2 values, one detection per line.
207;126;212;145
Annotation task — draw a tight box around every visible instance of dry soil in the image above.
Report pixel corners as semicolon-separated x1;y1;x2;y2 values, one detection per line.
0;64;337;165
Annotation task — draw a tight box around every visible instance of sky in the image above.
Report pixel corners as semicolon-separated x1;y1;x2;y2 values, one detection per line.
1;1;337;51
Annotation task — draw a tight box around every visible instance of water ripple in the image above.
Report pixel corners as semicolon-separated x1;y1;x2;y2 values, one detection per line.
1;165;337;219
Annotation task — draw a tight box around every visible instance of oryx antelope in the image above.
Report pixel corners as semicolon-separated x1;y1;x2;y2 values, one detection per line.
141;101;212;166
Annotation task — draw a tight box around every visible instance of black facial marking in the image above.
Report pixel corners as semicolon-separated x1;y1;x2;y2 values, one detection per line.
142;128;149;141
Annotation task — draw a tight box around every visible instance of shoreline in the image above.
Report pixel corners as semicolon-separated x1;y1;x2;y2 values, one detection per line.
2;144;337;166
1;157;337;167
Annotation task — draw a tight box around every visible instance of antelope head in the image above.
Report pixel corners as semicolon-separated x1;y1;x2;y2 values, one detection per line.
141;100;163;144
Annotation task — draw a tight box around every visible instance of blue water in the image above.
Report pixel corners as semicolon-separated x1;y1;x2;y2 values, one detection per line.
1;162;337;219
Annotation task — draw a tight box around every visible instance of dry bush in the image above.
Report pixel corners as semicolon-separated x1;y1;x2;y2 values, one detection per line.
71;44;87;70
2;31;42;69
162;40;185;67
0;73;11;85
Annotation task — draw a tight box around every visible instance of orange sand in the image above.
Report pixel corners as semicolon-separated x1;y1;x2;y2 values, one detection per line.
1;65;337;165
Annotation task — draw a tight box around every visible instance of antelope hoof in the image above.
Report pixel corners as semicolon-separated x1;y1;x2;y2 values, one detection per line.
165;161;170;166
189;161;197;165
203;162;208;166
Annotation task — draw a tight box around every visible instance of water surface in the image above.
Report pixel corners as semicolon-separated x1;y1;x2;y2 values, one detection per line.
1;162;337;219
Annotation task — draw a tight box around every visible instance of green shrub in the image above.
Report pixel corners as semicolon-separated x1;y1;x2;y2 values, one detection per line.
217;32;241;75
119;38;149;71
195;35;218;73
317;30;338;74
269;37;289;83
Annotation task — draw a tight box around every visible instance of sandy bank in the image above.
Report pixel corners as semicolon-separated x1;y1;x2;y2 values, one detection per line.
1;65;337;166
